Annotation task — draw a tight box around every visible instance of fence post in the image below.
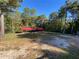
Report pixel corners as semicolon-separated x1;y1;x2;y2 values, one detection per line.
0;14;4;39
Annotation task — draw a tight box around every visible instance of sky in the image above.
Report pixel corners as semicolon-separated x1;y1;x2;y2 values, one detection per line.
18;0;66;17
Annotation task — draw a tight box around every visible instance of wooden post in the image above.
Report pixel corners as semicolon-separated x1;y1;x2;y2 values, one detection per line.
0;14;4;39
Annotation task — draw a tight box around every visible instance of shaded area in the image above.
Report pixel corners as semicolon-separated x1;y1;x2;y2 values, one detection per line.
17;32;60;40
17;32;79;59
36;46;79;59
17;32;72;48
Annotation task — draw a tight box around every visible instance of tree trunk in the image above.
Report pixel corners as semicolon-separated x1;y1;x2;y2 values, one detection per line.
0;14;4;39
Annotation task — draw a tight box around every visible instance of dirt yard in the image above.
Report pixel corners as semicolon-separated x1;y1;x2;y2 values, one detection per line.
0;32;79;59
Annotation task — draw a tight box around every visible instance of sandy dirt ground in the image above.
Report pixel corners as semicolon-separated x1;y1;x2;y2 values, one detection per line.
0;32;79;59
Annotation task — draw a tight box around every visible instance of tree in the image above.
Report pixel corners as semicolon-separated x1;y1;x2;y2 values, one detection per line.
58;6;67;33
0;0;23;39
36;15;47;27
65;0;79;34
30;8;36;16
12;10;22;33
22;7;31;26
5;12;13;33
5;9;22;33
23;8;30;16
49;12;58;21
58;0;79;34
